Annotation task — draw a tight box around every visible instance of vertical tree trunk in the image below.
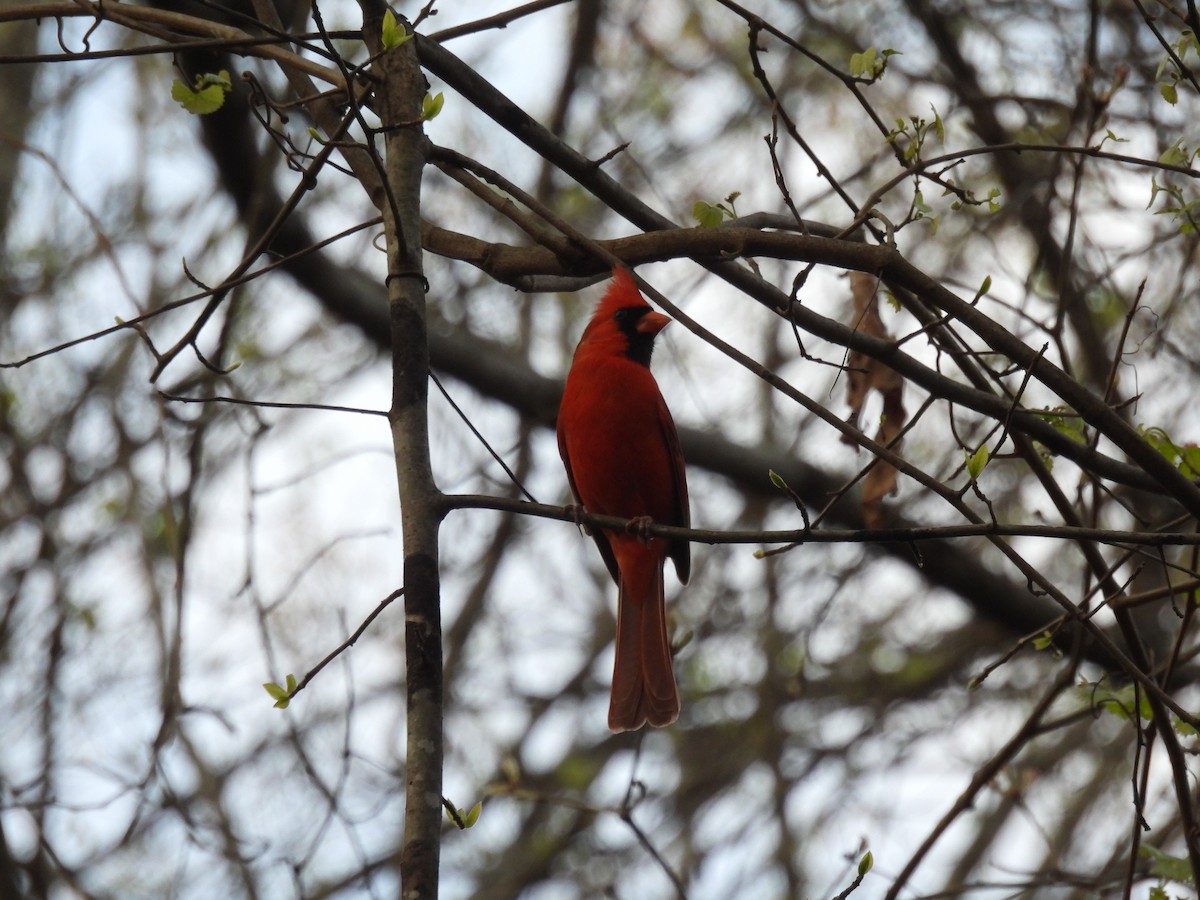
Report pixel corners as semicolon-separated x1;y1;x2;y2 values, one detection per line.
360;5;441;897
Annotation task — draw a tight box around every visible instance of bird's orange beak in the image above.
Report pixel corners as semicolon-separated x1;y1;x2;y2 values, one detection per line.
637;311;672;336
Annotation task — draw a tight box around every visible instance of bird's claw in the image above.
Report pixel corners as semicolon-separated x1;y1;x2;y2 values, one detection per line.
626;515;654;543
565;503;592;534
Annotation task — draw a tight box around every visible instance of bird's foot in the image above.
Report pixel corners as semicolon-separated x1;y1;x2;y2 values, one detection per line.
565;503;592;534
626;515;654;543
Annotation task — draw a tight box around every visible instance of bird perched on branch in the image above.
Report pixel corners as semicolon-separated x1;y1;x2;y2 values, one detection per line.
557;266;690;732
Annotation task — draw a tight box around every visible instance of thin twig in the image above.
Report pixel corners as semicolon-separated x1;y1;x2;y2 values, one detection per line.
286;589;402;703
159;392;389;417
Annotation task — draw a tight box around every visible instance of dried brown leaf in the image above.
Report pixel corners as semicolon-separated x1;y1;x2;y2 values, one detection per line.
842;273;907;527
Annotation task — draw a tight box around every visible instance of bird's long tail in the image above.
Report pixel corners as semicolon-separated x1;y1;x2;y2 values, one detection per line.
609;546;680;732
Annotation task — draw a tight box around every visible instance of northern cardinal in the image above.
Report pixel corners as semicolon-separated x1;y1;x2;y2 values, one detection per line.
557;266;690;732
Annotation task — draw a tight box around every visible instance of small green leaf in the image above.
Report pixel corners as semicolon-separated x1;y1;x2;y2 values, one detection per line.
859;47;877;76
768;470;789;491
858;850;874;876
1139;845;1193;884
422;91;445;121
1159;81;1179;105
693;200;725;229
1033;407;1086;443
263;674;297;709
171;69;232;115
463;800;483;827
931;104;945;142
1180;445;1200;478
966;445;989;481
1084;681;1153;723
381;9;411;50
971;275;992;304
1147;177;1164;209
446;800;483;829
1032;630;1055;650
1138;425;1200;477
263;681;290;709
1143;425;1179;461
849;46;890;79
1149;202;1180;215
1159;140;1188;167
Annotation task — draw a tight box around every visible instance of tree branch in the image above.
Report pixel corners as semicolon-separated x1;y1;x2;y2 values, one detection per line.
360;4;441;896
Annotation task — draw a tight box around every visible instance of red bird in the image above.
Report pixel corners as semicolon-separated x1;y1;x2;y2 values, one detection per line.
557;267;690;732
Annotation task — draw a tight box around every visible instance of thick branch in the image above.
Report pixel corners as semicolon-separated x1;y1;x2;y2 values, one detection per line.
362;5;441;898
